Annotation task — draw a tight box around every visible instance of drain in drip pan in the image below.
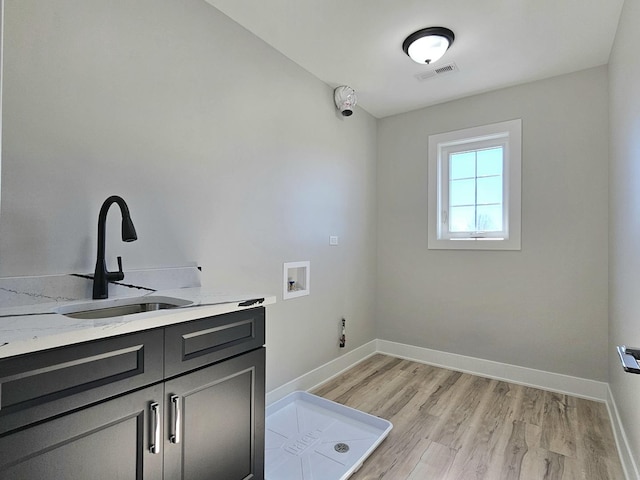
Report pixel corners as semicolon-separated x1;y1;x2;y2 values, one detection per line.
334;443;350;453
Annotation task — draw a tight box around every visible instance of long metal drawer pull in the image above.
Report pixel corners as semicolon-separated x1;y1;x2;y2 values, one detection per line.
150;402;160;454
170;395;181;444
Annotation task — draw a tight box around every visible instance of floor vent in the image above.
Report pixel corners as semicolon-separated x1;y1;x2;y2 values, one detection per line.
415;62;458;81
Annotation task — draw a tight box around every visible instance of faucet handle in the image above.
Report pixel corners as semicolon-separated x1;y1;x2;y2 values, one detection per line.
104;256;125;282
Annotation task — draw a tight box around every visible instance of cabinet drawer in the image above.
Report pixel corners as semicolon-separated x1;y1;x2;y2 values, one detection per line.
164;307;265;378
0;329;163;435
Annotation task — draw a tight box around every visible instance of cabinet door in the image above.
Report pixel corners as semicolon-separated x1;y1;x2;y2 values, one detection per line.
0;383;164;480
164;348;265;480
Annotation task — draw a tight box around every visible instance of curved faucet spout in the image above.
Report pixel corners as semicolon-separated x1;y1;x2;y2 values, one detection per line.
93;195;138;299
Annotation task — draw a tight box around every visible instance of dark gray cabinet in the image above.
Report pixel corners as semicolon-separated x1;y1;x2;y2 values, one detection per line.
0;307;266;480
0;383;164;480
164;347;265;480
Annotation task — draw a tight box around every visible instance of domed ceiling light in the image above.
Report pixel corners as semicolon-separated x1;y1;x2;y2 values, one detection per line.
402;27;455;65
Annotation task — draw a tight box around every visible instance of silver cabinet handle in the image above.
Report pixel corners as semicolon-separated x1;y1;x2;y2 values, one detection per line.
149;402;160;454
170;395;181;444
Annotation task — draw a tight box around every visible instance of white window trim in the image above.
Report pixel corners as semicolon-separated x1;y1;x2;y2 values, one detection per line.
428;119;522;250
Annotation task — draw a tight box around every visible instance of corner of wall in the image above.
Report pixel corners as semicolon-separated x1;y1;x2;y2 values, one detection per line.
607;385;640;480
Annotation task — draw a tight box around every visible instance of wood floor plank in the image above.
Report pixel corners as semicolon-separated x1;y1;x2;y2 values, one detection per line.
445;381;521;479
406;442;457;479
347;415;434;479
309;354;624;480
499;420;528;479
348;363;425;416
575;398;614;457
540;451;566;480
429;375;495;450
318;355;404;406
517;385;546;427
517;423;543;478
394;357;442;379
427;374;493;451
540;392;578;458
574;397;625;480
514;448;566;480
380;368;453;435
419;369;465;417
312;354;389;398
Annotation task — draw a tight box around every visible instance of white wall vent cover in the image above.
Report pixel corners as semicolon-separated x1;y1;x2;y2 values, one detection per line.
415;62;459;81
265;391;392;479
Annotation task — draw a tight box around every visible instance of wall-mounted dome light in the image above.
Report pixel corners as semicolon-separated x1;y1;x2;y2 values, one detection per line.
402;27;455;65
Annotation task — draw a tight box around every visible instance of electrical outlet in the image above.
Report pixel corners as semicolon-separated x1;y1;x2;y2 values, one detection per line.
330;236;339;246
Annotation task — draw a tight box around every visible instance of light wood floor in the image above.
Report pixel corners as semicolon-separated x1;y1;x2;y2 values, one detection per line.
312;354;625;480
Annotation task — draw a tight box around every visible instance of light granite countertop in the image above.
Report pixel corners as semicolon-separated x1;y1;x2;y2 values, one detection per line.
0;287;276;359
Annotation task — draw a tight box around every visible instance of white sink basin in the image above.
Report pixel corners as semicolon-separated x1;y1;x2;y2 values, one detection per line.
56;295;193;319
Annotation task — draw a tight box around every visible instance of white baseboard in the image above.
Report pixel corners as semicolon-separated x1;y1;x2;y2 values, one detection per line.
266;338;608;404
265;340;377;405
606;386;639;480
376;340;609;401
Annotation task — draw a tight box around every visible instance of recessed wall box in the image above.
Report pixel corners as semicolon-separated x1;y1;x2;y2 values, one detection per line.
283;261;310;300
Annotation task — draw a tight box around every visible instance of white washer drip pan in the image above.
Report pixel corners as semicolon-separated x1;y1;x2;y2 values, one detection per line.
265;391;393;480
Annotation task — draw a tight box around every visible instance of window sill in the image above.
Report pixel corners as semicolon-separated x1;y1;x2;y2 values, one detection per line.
427;236;521;250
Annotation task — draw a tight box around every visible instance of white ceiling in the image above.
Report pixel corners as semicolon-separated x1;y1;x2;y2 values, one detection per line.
205;0;624;119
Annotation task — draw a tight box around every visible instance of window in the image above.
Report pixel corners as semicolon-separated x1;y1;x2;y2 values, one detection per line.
428;119;521;250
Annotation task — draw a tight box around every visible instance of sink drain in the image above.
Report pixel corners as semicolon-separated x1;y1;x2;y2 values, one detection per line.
334;443;350;453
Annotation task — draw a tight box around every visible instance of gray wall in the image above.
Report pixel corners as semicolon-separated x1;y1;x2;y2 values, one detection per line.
377;67;609;381
0;0;620;401
609;0;640;470
0;0;378;391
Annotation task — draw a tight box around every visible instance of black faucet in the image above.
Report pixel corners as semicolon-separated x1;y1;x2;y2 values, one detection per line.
92;195;138;299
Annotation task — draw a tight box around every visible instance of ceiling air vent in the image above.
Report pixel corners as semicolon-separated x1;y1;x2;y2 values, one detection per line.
415;62;458;82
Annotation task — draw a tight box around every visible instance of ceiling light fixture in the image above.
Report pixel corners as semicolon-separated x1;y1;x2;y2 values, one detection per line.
402;27;455;65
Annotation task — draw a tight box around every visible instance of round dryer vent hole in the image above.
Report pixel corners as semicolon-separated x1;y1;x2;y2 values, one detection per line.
334;443;350;453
